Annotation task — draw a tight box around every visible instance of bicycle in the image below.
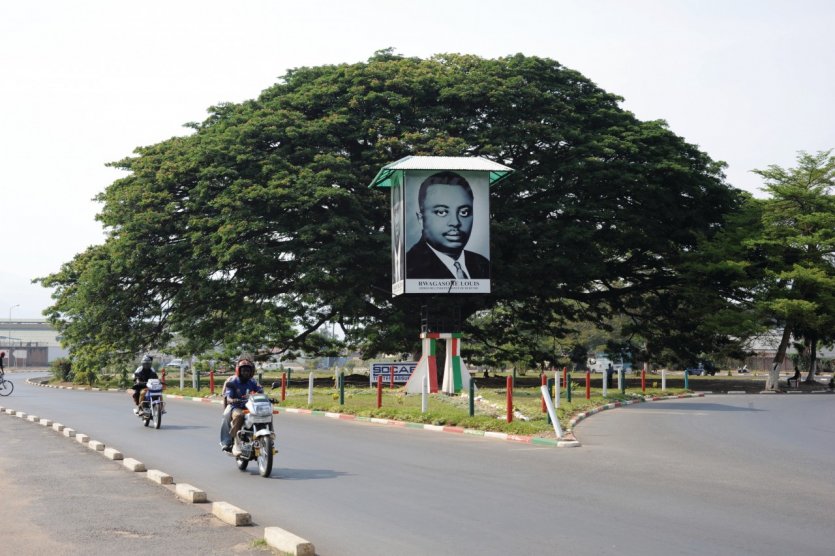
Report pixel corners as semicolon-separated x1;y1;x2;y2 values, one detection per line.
0;371;13;396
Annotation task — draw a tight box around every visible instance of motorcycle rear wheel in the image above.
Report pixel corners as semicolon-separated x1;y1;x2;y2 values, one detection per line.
257;436;273;477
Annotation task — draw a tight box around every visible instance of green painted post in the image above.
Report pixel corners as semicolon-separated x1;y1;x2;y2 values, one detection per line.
339;371;345;405
684;369;690;390
469;379;475;417
566;373;572;402
620;369;626;395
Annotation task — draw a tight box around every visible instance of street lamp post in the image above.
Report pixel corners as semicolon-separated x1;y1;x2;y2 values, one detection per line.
8;304;19;367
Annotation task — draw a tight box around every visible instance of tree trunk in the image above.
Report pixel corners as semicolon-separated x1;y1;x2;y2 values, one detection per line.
766;326;792;391
805;333;818;383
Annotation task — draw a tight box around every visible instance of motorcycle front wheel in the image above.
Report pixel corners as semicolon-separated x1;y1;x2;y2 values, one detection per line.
257;436;273;477
152;402;162;429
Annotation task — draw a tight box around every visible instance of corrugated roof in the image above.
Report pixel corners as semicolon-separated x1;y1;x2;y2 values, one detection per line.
384;156;512;172
369;156;514;188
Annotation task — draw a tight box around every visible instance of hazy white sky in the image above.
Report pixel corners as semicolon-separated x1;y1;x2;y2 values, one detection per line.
1;0;833;318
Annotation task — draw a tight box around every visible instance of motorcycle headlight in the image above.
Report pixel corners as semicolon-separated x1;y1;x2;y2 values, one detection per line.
252;403;272;417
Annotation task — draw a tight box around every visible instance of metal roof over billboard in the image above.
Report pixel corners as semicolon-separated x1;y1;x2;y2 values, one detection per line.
369;156;514;189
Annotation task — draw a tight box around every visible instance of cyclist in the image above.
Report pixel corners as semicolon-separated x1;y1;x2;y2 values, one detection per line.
132;354;159;414
0;350;5;375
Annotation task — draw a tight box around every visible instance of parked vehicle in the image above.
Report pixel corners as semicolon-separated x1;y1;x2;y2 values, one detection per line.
686;361;717;376
229;393;277;477
163;358;189;372
136;378;165;429
587;353;632;374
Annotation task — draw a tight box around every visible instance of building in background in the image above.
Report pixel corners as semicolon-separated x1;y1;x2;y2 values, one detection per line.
1;319;67;368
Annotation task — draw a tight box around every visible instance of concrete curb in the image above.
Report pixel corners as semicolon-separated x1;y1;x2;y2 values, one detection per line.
6;388;317;555
265;526;316;556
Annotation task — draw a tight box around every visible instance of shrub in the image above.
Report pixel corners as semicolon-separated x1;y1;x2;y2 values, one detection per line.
50;357;72;382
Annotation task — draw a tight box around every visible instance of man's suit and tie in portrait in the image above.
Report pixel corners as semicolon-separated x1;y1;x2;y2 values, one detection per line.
405;171;489;280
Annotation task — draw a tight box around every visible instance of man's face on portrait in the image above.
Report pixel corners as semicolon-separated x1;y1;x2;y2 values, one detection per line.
418;183;473;256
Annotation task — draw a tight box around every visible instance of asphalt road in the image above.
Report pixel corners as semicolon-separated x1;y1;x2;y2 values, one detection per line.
3;372;834;556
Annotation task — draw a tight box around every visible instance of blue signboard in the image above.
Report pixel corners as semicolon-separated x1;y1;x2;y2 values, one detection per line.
370;362;416;385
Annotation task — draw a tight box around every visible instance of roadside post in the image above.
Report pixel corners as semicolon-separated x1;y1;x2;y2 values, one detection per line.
541;385;563;439
641;364;646;393
619;368;625;395
376;375;383;408
554;372;560;409
541;374;547;413
307;372;314;406
338;371;345;405
469;378;475;417
506;375;513;423
684;369;690;390
662;368;667;391
422;374;429;413
210;370;215;395
281;373;287;401
546;378;554;423
585;370;591;400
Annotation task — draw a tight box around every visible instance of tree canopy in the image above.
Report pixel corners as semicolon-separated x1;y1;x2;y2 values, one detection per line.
750;150;835;388
38;50;741;372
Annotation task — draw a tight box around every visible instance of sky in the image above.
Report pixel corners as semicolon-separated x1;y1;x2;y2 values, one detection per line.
1;0;833;319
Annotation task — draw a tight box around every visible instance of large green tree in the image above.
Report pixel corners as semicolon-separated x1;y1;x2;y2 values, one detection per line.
751;150;835;389
39;51;738;372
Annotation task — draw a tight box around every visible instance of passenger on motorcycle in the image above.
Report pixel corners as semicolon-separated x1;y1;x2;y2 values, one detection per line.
132;354;159;414
221;358;263;452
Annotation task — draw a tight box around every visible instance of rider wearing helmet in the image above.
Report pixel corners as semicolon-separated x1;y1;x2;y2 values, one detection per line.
221;358;264;452
132;354;159;414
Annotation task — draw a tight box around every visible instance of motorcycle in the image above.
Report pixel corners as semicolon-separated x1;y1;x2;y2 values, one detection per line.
231;393;277;477
137;378;165;429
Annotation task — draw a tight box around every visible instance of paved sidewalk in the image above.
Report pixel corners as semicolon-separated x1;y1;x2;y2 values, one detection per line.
0;415;273;555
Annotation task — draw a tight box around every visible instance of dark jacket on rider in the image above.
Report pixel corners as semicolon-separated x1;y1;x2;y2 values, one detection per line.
134;366;158;385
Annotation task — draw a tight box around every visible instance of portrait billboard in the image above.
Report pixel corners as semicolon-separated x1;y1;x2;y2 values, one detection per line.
402;170;490;294
391;174;406;296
